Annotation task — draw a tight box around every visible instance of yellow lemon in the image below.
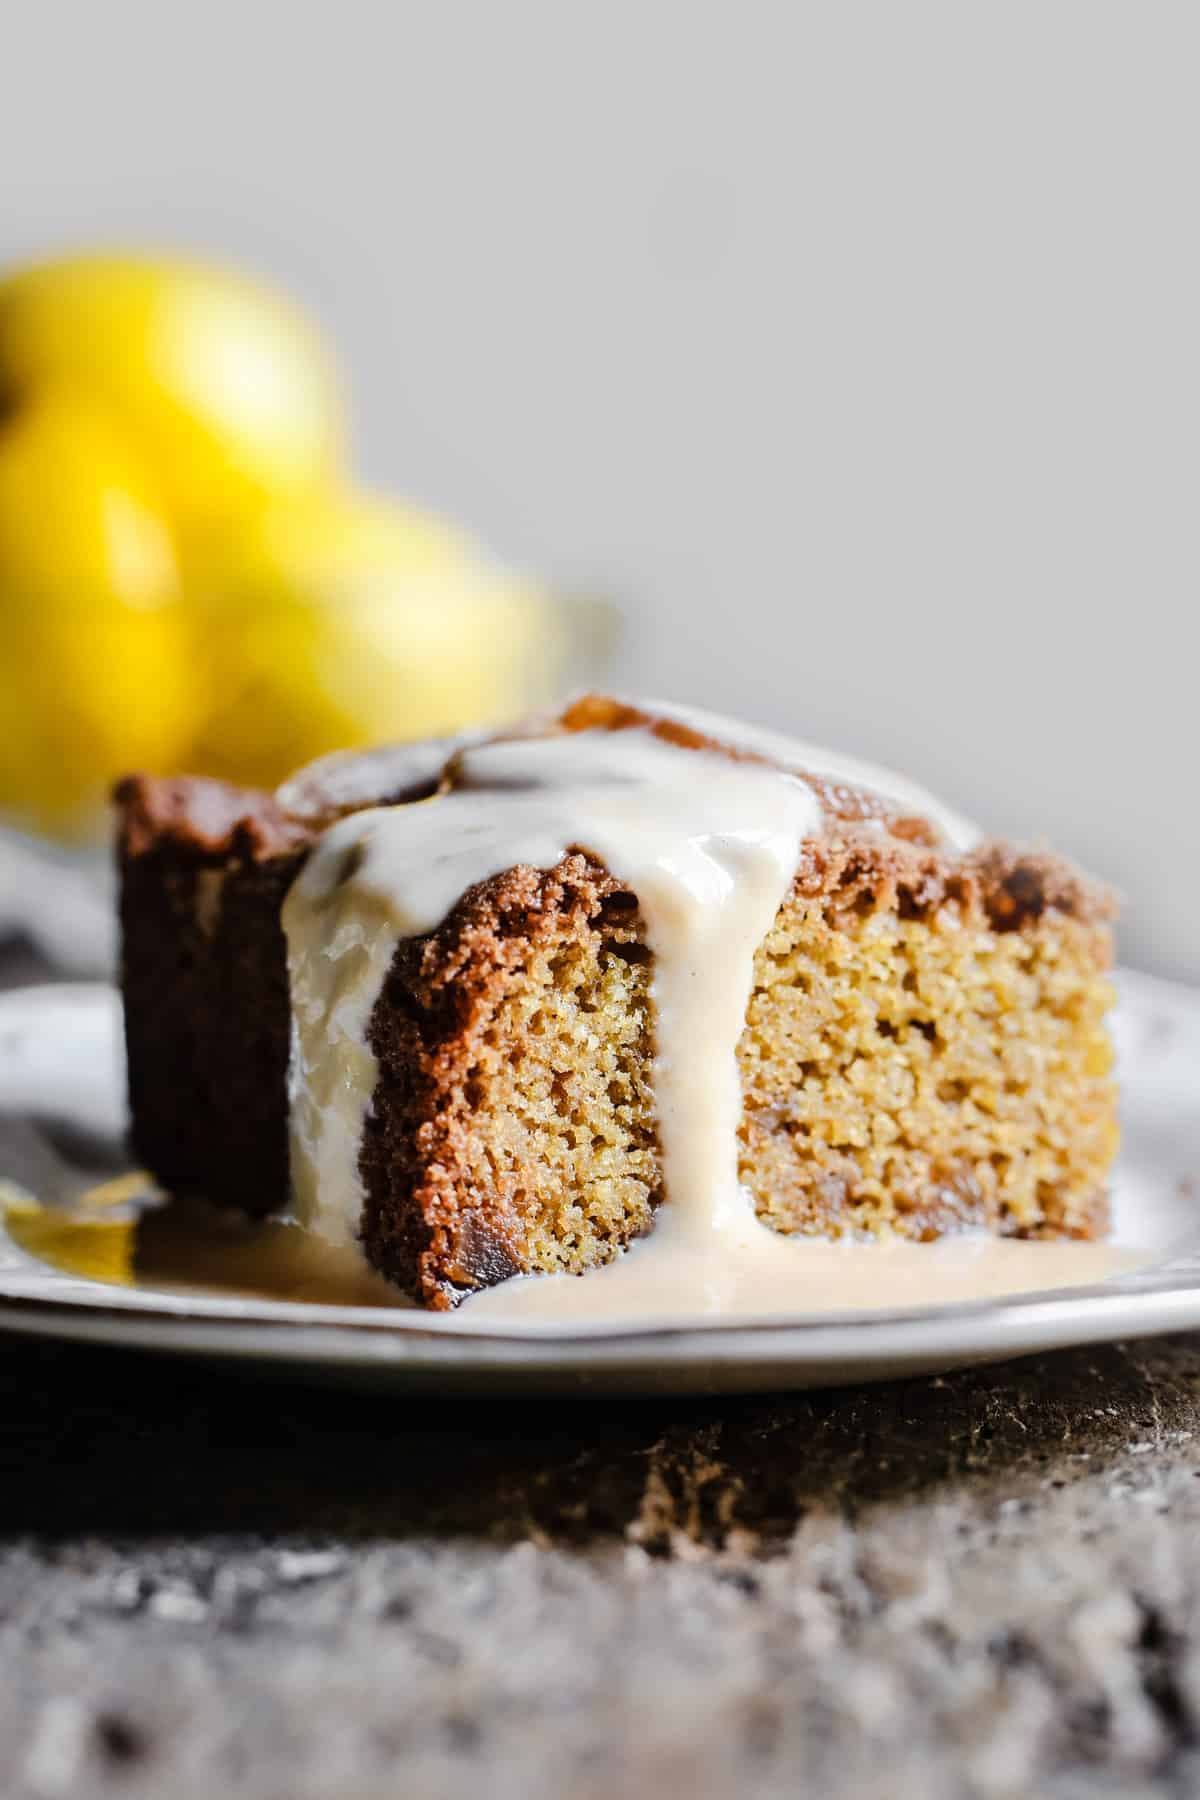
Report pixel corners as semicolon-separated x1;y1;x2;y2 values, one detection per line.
0;392;197;836
0;254;345;528
186;491;566;790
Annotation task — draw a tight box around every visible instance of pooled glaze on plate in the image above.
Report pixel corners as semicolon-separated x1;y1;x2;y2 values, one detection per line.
0;1182;1146;1323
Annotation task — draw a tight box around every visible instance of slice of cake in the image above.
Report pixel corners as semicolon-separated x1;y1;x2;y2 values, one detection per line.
116;697;1118;1310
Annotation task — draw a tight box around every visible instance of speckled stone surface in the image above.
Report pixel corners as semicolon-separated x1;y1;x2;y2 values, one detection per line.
4;1330;1200;1799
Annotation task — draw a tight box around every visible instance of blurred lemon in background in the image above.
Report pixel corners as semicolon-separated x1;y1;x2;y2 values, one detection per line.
0;391;196;834
0;251;589;839
188;491;564;790
0;255;344;528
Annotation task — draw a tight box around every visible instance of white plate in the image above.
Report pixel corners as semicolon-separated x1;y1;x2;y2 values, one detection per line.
0;970;1196;1394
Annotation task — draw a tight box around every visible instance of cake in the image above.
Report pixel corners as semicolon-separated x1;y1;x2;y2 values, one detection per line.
116;696;1118;1311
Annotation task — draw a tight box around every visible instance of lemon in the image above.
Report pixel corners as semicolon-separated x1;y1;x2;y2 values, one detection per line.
185;491;565;790
0;254;344;529
0;392;197;836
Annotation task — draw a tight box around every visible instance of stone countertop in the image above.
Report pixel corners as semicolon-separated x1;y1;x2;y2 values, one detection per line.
3;1330;1200;1800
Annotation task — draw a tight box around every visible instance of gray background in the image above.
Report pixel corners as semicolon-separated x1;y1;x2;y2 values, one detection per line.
5;2;1196;976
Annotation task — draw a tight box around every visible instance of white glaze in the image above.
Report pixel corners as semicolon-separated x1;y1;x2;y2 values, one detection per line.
275;732;481;822
284;725;819;1253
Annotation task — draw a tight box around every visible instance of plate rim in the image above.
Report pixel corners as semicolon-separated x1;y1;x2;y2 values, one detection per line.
3;1279;1200;1376
0;963;1196;1386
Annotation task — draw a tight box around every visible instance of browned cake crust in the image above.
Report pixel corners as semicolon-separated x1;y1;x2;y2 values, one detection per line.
116;704;1118;1311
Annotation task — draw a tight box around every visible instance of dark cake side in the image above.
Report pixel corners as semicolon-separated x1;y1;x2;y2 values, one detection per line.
116;775;310;1216
115;735;472;1216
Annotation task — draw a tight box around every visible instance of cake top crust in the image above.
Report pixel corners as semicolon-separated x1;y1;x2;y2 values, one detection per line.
113;694;1114;929
113;773;309;863
267;692;980;848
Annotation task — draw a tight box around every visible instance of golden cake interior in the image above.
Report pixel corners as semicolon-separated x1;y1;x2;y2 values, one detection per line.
442;866;1116;1278
436;895;659;1279
740;887;1115;1243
